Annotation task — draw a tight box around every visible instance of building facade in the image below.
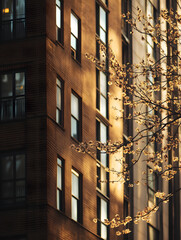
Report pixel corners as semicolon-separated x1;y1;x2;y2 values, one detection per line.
0;0;123;240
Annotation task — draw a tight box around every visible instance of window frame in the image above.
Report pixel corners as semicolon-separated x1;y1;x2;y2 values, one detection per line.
147;166;158;205
57;156;64;212
56;0;64;44
70;11;81;62
0;70;26;121
0;151;26;207
56;76;64;127
71;168;82;223
97;194;109;240
96;70;108;119
0;0;26;41
96;119;109;197
71;91;82;142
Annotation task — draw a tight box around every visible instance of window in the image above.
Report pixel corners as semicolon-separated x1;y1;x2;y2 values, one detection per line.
97;196;109;240
96;4;107;44
0;0;25;41
70;12;81;61
71;92;81;141
56;0;63;44
147;166;158;205
122;0;130;36
0;71;25;121
96;120;109;196
71;169;82;223
57;157;64;211
148;224;159;240
0;152;26;205
56;77;64;126
96;70;108;118
146;0;157;60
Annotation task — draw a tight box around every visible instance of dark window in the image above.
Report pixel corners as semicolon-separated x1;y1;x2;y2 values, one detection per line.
71;169;82;223
96;70;108;118
71;92;81;141
56;77;64;126
0;0;25;41
122;0;130;36
70;12;81;62
96;120;109;196
0;71;25;121
0;152;26;205
57;157;64;211
56;0;63;44
97;196;109;239
147;166;158;205
148;224;159;240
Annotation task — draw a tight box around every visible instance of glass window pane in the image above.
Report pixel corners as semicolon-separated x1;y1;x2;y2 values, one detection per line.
57;86;61;109
71;117;78;139
100;95;106;117
148;188;154;203
15;72;25;95
16;154;25;178
71;197;78;221
71;94;79;119
1;99;13;120
56;6;61;28
100;72;107;96
2;0;13;21
56;0;61;7
1;182;13;198
100;122;107;143
71;13;78;38
57;165;62;190
100;7;106;31
71;34;77;50
57;157;62;166
16;180;25;197
72;172;79;198
16;0;25;19
101;198;107;221
57;189;60;209
15;97;25;118
101;167;107;195
1;155;13;180
100;28;106;44
101;223;107;240
0;74;13;97
100;151;107;166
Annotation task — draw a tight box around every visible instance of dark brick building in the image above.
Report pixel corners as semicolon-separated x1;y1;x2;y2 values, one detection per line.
0;0;123;240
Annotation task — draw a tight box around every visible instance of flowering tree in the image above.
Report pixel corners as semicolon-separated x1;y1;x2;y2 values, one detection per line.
72;6;181;237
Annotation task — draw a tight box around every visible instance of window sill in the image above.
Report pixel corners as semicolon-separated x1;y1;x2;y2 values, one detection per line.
71;54;81;66
96;109;112;126
96;0;109;12
71;136;81;144
55;40;64;49
96;187;110;201
55;121;65;131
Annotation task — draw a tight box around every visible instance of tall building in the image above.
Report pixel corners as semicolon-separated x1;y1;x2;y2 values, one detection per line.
0;0;123;240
